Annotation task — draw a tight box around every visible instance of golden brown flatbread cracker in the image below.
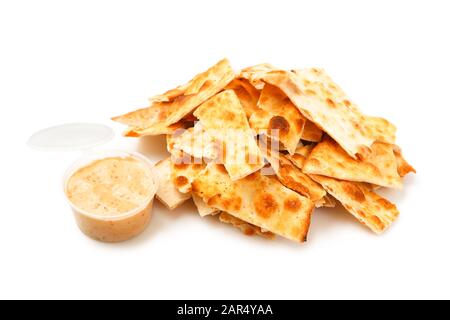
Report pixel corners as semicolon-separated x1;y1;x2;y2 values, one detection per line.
301;120;323;142
321;195;337;208
166;132;183;158
112;59;234;136
193;194;219;217
303;137;402;189
249;84;306;154
363;116;396;145
262;148;326;204
167;125;219;160
284;144;314;169
239;63;276;89
225;78;260;118
219;212;276;239
309;175;399;234
171;159;206;194
154;158;191;210
393;145;416;177
193;90;265;180
122;116;192;137
262;68;394;159
282;145;336;208
192;164;314;242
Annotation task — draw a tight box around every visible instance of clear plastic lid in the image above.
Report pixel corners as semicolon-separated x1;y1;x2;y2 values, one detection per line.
27;123;114;151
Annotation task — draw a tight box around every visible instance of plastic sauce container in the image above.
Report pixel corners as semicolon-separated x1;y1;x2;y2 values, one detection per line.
63;151;158;242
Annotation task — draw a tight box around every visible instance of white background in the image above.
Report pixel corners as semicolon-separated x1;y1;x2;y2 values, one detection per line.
1;0;449;300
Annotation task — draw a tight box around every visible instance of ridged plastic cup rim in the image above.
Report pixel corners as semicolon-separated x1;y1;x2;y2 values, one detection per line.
63;150;159;221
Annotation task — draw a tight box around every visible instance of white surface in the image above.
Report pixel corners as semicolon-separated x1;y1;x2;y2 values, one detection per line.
1;0;449;300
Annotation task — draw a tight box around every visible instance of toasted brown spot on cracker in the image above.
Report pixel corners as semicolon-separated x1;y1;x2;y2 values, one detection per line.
342;182;366;202
221;197;242;211
269;116;290;135
326;98;336;108
368;215;384;230
254;193;278;219
376;198;397;212
284;197;302;211
223;110;236;122
357;210;366;218
175;176;189;187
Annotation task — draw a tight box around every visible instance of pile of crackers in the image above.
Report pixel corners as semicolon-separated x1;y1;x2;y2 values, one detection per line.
112;59;415;242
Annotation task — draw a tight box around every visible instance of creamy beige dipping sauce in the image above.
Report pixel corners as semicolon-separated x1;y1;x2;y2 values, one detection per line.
65;155;157;242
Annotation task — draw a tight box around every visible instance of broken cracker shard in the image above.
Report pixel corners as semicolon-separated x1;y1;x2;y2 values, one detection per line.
112;58;415;241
